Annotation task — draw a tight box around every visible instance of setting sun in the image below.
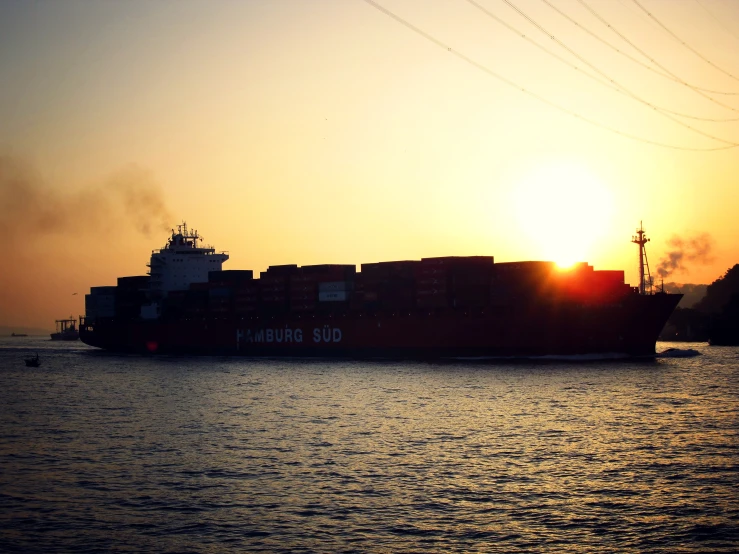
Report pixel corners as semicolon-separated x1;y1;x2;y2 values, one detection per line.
0;0;737;331
510;161;615;266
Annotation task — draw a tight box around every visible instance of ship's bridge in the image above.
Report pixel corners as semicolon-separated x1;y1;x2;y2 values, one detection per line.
147;222;229;296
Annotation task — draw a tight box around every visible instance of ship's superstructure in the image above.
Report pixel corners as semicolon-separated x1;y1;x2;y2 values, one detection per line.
148;222;229;297
79;224;681;358
85;223;229;321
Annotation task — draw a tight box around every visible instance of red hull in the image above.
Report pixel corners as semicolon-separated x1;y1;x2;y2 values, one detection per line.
80;293;681;358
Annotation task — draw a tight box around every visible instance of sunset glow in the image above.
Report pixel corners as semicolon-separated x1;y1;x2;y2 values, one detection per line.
510;161;615;267
0;0;738;330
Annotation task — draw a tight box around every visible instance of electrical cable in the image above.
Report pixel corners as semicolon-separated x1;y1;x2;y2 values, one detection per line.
360;0;737;151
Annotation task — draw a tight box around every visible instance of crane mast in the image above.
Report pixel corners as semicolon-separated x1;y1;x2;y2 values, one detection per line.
631;222;652;295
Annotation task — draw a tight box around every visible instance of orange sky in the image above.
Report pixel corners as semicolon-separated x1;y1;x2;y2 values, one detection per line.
1;0;738;330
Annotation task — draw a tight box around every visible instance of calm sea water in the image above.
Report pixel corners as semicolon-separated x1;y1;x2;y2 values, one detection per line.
0;337;737;553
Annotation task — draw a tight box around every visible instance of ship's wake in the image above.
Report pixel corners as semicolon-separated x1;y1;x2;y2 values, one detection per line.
656;347;702;358
449;348;702;362
447;352;631;362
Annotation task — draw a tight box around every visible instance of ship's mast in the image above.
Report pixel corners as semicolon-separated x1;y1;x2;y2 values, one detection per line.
631;222;652;295
176;221;200;248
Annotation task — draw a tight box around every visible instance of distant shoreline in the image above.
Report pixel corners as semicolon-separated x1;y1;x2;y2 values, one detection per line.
1;327;53;337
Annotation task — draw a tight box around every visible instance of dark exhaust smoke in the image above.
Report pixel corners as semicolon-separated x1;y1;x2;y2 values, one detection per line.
0;154;172;243
656;234;714;279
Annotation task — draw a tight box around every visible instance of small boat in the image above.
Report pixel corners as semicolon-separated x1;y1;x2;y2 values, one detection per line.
11;332;28;337
24;353;40;367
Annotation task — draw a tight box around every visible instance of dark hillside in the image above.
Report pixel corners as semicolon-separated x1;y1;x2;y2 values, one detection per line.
660;265;739;343
695;265;739;314
662;283;706;308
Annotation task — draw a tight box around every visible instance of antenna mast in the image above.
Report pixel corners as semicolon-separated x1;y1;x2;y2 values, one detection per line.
631;222;652;295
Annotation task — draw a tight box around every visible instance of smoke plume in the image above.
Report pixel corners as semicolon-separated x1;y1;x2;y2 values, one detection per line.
0;154;172;243
656;233;714;279
0;154;174;327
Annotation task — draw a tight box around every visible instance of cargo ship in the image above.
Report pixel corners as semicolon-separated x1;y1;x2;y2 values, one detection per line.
79;222;681;358
51;317;79;341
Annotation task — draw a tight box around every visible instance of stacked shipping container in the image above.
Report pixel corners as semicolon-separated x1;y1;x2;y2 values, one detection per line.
115;276;150;320
93;257;635;322
85;286;117;321
357;261;417;312
415;256;494;309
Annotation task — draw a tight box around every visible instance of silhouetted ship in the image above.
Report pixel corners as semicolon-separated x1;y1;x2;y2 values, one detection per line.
79;223;680;358
51;317;79;341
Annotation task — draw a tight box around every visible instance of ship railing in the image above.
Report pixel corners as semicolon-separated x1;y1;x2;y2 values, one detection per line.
152;245;227;253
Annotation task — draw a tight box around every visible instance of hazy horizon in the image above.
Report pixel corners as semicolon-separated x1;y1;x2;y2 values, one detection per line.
1;0;738;329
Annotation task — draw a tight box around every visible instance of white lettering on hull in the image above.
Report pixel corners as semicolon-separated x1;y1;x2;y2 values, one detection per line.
237;327;342;345
313;326;342;343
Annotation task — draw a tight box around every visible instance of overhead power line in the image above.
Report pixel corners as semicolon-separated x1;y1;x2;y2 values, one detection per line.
359;0;737;151
631;0;739;83
694;0;739;43
467;0;739;122
576;0;739;112
540;0;739;97
494;0;739;144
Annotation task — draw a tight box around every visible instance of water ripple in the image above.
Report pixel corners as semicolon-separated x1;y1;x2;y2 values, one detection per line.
0;340;737;552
